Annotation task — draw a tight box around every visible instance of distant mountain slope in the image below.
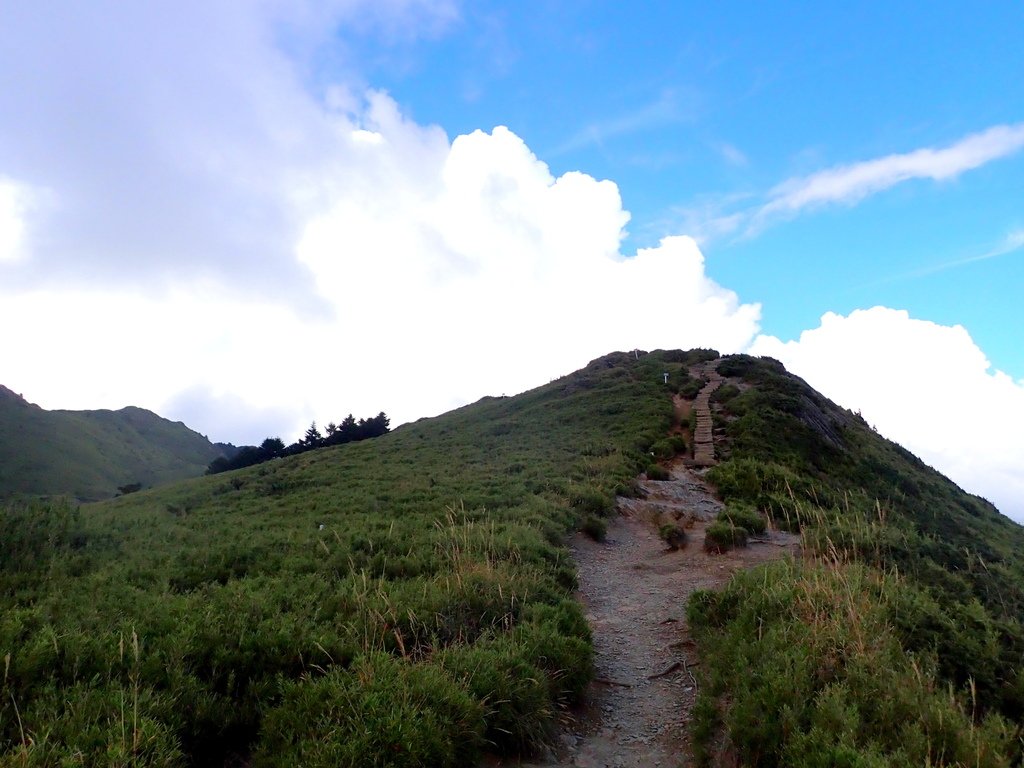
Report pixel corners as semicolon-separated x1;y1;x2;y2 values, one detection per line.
0;385;225;500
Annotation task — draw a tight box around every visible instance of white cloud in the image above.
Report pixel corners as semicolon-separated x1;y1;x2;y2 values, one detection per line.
0;3;761;445
547;88;698;157
0;118;760;442
0;178;31;263
754;123;1024;227
0;1;458;297
675;124;1024;244
750;307;1024;522
717;142;748;168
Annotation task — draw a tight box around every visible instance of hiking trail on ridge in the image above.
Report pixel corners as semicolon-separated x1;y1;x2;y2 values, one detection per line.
492;364;799;768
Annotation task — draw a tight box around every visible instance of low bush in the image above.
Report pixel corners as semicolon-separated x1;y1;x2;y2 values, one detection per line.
255;652;485;768
718;504;766;536
650;438;678;460
581;515;607;542
438;639;551;754
570;486;614;516
658;523;688;551
703;521;747;553
710;383;740;407
687;560;1016;767
678;377;704;400
613;480;642;498
646;465;670;481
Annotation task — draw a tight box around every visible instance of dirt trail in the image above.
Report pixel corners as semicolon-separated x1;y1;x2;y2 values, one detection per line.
494;460;798;768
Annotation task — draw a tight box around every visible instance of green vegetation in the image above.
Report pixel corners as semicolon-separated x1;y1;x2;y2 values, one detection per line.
0;350;689;765
581;515;608;542
0;385;224;501
7;350;1022;766
703;520;747;553
691;354;1024;765
650;434;687;460
718;503;766;536
688;560;1015;767
646;464;671;481
658;523;688;551
206;413;391;475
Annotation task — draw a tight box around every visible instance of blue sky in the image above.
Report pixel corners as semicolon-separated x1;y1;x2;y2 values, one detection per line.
0;1;1022;517
345;1;1024;376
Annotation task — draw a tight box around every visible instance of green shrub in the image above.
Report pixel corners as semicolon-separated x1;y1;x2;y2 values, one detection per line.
649;439;675;460
687;560;1016;767
581;515;607;542
8;682;187;767
513;620;593;702
439;639;551;753
646;465;670;481
255;653;485;768
710;383;740;407
706;459;765;502
703;521;748;553
718;505;766;536
570;486;613;516
678;378;704;400
613;480;642;498
659;523;688;551
651;434;687;460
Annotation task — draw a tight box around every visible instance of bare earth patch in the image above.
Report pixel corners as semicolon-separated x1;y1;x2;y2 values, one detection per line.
489;461;798;768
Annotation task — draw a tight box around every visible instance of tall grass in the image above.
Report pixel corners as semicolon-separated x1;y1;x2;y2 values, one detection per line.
0;350;683;764
689;354;1024;765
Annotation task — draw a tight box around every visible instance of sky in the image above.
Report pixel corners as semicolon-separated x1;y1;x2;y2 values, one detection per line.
0;1;1022;519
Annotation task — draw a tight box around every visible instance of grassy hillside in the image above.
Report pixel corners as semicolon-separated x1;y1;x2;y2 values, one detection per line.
690;355;1024;766
3;351;1022;767
0;351;696;766
0;385;225;501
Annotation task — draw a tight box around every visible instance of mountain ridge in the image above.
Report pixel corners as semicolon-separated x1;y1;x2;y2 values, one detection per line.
1;350;1021;766
0;384;227;501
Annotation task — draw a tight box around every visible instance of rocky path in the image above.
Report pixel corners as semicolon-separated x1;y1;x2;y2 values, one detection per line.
691;362;723;467
495;461;799;768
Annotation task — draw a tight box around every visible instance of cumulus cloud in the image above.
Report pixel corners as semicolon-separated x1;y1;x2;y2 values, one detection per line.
0;0;457;297
0;4;761;444
750;307;1024;522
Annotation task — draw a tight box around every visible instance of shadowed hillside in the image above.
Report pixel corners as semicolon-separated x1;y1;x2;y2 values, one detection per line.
0;385;226;501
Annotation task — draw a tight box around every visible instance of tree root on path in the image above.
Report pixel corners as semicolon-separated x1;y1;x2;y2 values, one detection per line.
594;677;633;688
648;662;683;679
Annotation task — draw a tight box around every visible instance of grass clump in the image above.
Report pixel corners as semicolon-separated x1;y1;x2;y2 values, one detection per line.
254;652;485;768
688;353;1024;765
645;464;670;481
570;486;614;517
718;504;766;536
703;520;748;553
658;523;688;551
650;434;687;460
581;515;607;542
688;560;1016;767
